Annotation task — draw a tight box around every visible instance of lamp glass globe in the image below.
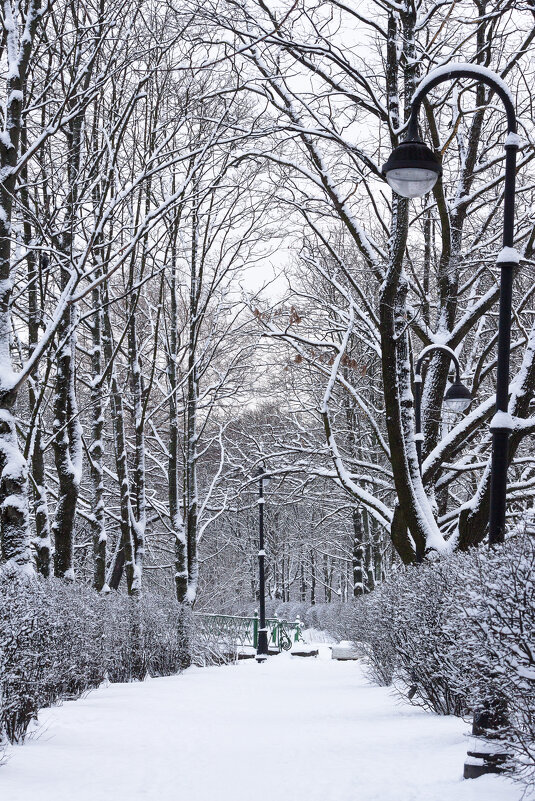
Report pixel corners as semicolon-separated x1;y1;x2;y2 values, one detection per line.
385;167;439;198
443;396;472;413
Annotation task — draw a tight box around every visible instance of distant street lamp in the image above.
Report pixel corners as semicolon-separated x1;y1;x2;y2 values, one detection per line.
414;344;471;474
254;465;270;662
382;63;519;550
383;64;519;779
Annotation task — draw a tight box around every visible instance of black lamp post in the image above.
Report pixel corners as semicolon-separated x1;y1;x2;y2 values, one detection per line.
383;64;519;779
254;465;269;662
382;63;519;550
414;344;471;475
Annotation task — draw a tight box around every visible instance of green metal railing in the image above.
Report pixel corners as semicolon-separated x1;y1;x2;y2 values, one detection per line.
195;612;303;652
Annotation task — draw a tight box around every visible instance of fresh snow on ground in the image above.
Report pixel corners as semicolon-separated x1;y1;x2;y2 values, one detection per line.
2;645;519;801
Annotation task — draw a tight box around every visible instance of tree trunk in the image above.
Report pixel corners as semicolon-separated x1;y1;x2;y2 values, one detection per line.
127;299;145;596
352;507;365;596
102;282;135;592
168;242;188;602
90;278;107;591
310;548;316;604
23;181;51;576
184;208;200;605
52;106;85;579
300;556;306;601
52;300;82;579
0;0;42;574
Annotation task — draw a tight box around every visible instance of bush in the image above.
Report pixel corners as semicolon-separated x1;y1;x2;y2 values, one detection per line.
336;534;535;790
344;582;399;687
371;558;469;712
0;571;193;748
455;537;535;786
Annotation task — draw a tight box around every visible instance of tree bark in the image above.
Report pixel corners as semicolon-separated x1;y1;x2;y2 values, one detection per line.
90;277;107;591
0;0;43;573
168;239;188;602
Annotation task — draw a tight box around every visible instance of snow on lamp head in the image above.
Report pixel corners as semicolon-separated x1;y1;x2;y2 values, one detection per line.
382;140;442;198
443;379;472;413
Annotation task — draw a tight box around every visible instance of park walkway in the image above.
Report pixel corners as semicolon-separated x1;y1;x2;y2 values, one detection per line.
2;646;518;801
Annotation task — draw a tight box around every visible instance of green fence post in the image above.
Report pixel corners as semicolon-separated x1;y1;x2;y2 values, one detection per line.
253;610;259;649
294;615;301;642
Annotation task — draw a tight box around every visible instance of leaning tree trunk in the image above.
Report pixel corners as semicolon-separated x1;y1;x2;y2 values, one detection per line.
379;9;447;563
380;200;425;562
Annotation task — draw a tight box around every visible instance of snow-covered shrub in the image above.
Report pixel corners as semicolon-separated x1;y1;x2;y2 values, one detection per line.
387;558;471;715
452;537;535;788
336;534;534;789
0;570;60;742
142;594;193;675
0;572;193;746
335;558;472;712
342;582;398;686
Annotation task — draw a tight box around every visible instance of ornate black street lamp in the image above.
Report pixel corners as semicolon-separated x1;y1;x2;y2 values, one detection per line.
383;63;520;779
414;344;471;475
382;63;519;551
254;465;269;662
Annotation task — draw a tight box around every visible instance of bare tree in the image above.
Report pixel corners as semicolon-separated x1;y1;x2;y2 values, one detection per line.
201;0;535;564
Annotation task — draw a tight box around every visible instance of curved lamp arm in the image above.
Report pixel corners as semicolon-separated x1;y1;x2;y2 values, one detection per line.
406;63;517;140
383;64;519;205
415;344;461;383
413;344;465;476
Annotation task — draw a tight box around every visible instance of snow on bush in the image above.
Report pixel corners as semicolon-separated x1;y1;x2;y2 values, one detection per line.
454;537;535;786
350;557;469;710
338;534;535;789
0;571;193;750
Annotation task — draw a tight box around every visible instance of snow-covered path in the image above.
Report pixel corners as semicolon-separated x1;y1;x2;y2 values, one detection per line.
2;648;519;801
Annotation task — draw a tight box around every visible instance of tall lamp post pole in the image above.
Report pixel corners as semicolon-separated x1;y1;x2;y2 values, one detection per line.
414;344;471;475
382;63;519;548
383;64;519;778
255;466;269;662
